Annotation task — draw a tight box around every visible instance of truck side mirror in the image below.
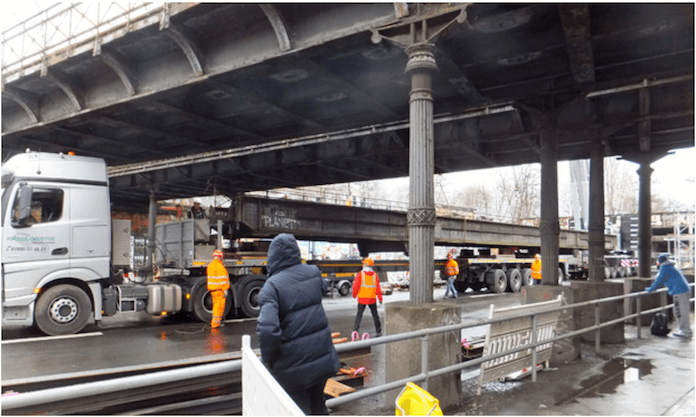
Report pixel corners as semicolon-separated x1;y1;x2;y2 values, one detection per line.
11;185;34;228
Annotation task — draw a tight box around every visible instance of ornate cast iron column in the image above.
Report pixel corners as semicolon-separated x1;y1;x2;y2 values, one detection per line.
539;125;560;285
405;43;437;303
636;161;653;277
370;6;467;304
624;152;665;278
588;137;605;282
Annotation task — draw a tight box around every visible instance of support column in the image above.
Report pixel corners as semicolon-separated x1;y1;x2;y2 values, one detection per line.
146;192;158;280
588;137;605;282
405;43;437;304
637;162;653;277
539;126;560;285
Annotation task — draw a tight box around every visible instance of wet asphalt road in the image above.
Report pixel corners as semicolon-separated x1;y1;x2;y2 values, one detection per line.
1;286;519;383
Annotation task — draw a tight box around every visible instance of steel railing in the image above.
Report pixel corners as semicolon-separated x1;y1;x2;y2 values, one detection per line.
2;283;693;414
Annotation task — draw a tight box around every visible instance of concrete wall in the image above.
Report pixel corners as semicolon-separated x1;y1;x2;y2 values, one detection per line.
570;281;625;343
522;285;581;365
384;301;461;410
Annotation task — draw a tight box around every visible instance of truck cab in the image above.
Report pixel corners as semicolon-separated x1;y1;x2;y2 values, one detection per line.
2;151;111;335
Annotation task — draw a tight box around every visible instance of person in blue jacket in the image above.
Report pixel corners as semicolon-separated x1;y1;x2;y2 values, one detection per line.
257;233;340;414
645;253;692;338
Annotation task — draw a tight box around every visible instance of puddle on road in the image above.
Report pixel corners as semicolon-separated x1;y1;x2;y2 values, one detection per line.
555;357;654;406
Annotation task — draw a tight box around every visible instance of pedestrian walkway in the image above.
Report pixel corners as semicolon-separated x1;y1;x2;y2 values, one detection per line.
330;314;695;416
457;315;695;416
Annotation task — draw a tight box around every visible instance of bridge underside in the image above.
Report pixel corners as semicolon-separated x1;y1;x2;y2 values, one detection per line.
1;4;693;210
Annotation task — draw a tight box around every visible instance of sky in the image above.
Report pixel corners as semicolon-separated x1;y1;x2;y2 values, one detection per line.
2;3;695;211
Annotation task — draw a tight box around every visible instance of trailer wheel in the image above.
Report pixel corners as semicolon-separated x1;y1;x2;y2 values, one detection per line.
522;268;533;286
34;285;91;336
486;270;508;293
240;280;264;318
192;285;232;323
338;282;351;297
507;269;522;293
470;281;484;292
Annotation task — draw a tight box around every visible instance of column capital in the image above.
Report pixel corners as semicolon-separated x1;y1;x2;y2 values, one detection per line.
405;43;438;74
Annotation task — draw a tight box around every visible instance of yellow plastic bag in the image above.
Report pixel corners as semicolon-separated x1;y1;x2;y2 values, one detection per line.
395;382;443;416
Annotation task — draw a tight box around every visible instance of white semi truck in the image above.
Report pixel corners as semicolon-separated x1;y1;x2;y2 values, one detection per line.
1;151;266;336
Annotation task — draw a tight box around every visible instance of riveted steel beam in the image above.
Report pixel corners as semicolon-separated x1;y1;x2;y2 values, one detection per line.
2;86;40;123
558;4;595;85
100;51;137;96
43;69;84;111
163;24;205;77
259;4;293;52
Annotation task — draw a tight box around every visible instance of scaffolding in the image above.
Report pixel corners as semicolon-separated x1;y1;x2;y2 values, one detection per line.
1;3;195;83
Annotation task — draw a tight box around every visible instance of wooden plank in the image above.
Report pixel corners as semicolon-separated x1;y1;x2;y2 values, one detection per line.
324;378;356;398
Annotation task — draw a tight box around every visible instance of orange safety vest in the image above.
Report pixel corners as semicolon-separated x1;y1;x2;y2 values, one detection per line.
207;259;230;292
531;259;542;280
357;271;377;299
445;258;459;277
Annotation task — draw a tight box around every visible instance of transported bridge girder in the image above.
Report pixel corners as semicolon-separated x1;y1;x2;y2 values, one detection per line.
226;195;616;254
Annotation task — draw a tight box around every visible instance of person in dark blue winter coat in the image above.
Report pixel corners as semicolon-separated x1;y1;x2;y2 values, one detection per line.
645;253;692;338
257;233;340;414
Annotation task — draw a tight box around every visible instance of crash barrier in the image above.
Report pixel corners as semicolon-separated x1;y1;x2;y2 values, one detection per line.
241;334;304;416
2;284;692;414
325;283;694;409
1;353;242;414
477;296;562;395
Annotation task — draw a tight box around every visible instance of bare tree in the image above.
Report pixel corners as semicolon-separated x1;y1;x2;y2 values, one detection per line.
604;157;638;215
494;164;540;222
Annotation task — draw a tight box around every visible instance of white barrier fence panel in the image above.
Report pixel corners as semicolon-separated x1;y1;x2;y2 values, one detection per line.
478;296;563;395
241;335;304;416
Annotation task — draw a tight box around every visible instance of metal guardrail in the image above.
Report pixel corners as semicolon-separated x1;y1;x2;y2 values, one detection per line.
326;283;695;408
2;284;693;414
1;3;196;83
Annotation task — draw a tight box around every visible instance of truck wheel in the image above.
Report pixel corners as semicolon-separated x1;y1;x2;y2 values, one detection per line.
507;269;522;293
338;282;351;296
470;281;484;292
522;268;533;286
192;285;232;323
34;285;91;336
240;280;264;318
486;270;507;293
454;280;469;293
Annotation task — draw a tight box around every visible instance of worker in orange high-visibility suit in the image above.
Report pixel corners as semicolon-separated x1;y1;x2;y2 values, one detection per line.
444;250;460;299
352;257;383;337
207;250;230;329
531;253;542;285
